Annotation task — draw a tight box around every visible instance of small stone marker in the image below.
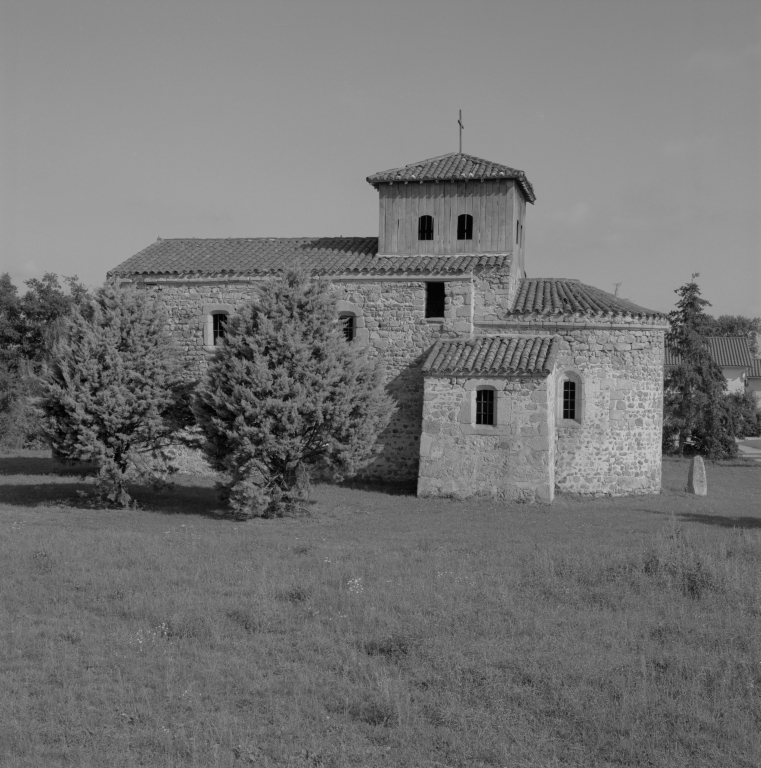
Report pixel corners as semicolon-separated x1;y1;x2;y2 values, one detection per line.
688;456;707;496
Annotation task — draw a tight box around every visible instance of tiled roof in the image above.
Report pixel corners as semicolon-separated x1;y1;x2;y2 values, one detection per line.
423;335;560;376
366;152;536;203
108;237;512;277
666;336;755;369
747;356;761;379
705;336;754;367
509;278;665;319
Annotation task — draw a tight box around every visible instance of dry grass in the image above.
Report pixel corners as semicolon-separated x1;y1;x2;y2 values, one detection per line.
1;452;760;767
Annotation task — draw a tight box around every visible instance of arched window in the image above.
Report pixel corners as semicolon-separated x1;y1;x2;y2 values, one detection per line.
476;388;495;425
212;312;228;345
557;371;583;424
418;215;434;241
339;314;355;342
202;303;235;350
457;213;473;240
335;300;368;347
562;379;576;419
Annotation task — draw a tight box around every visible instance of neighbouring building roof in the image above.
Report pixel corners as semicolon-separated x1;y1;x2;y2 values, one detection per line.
747;356;761;379
665;336;755;369
366;152;536;203
108;237;512;278
508;278;665;319
423;335;560;376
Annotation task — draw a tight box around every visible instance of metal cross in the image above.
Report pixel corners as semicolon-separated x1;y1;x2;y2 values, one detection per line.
458;110;464;153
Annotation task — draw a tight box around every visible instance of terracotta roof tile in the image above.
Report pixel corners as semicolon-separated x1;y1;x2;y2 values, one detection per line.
704;336;754;367
108;237;512;277
509;278;665;319
366;152;536;203
666;336;755;369
423;335;560;376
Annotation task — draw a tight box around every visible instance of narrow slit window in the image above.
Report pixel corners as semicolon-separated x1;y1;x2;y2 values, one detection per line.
457;214;473;240
418;215;434;241
562;380;576;420
212;313;228;345
425;282;446;318
340;314;354;342
476;389;495;426
516;220;520;245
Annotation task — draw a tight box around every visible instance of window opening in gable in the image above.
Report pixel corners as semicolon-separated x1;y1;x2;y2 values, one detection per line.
457;214;473;240
562;380;576;420
212;313;228;345
476;389;495;425
418;215;434;241
425;282;446;318
340;314;355;342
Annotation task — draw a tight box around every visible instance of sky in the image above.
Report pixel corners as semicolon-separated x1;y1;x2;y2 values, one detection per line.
1;0;759;317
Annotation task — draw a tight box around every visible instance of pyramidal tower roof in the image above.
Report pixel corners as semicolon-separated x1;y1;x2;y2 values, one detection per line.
366;152;536;203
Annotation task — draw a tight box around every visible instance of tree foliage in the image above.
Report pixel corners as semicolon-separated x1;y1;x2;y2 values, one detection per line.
0;272;89;370
41;284;192;505
0;273;90;448
194;270;394;519
663;274;737;459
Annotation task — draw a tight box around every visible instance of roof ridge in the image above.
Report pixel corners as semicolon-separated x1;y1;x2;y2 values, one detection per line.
150;236;378;242
109;239;513;278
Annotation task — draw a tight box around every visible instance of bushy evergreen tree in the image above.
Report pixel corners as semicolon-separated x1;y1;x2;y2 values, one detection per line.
41;284;191;505
663;274;736;459
194;270;394;519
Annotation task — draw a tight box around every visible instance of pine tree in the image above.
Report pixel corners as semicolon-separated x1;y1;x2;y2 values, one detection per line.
194;270;394;518
664;274;736;458
41;284;191;505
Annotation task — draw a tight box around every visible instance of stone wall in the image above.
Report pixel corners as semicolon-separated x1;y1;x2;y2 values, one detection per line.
475;321;665;496
417;372;555;502
125;271;664;498
129;267;511;481
553;327;663;495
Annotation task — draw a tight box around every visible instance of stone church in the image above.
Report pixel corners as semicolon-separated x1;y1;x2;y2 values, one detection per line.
110;152;668;502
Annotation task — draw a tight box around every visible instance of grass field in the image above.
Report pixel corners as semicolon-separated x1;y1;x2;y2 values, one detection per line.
1;453;760;767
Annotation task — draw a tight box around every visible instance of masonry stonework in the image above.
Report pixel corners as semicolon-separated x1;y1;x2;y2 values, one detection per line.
418;372;556;502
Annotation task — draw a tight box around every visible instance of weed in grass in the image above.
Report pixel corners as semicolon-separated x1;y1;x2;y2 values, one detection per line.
227;608;262;634
347;695;397;727
164;612;214;641
363;634;414;661
277;586;311;603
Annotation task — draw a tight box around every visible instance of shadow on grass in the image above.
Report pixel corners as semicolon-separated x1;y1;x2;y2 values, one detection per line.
673;512;761;530
0;456;94;477
336;479;417;497
0;479;225;519
639;505;761;530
